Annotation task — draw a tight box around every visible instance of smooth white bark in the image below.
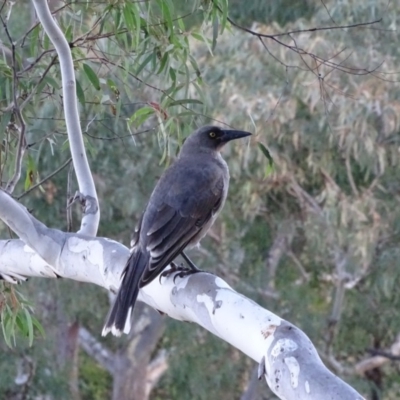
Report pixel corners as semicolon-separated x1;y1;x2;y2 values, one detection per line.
31;0;99;236
0;192;365;400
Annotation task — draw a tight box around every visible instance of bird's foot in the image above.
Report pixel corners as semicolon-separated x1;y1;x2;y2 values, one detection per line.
180;251;202;272
172;265;203;283
159;262;186;282
160;262;203;284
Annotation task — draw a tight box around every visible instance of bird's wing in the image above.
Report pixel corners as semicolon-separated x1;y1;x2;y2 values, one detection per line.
139;160;225;286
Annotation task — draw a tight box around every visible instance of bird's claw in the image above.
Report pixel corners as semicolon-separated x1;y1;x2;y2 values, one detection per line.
159;262;203;284
172;266;203;283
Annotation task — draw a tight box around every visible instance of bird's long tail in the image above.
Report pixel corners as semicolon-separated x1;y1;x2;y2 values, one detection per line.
102;249;149;336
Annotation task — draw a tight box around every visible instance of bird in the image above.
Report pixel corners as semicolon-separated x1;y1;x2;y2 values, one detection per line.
102;125;251;336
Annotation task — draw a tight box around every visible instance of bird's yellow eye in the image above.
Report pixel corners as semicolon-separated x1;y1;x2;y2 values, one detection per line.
209;132;216;138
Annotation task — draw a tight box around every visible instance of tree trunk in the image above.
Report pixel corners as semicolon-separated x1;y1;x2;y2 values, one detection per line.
112;304;165;400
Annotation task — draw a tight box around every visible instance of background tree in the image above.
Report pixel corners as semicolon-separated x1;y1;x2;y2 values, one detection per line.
0;0;399;399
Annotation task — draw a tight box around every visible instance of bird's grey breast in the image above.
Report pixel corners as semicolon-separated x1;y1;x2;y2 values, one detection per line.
139;152;229;249
187;153;229;246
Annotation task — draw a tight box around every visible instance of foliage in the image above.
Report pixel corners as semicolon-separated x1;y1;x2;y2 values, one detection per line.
0;0;400;399
0;283;45;347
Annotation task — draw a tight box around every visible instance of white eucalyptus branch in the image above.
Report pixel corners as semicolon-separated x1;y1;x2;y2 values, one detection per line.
31;0;99;236
0;191;366;400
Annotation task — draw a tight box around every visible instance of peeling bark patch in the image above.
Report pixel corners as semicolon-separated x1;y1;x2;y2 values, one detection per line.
271;338;298;358
305;380;310;394
23;245;58;277
261;324;277;339
67;237;103;266
212;300;222;314
284;356;300;388
197;293;214;313
274;368;282;392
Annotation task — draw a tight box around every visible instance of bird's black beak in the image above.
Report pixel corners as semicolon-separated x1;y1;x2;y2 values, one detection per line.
220;129;252;143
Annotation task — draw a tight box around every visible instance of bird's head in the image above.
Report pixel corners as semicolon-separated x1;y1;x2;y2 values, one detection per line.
180;125;252;155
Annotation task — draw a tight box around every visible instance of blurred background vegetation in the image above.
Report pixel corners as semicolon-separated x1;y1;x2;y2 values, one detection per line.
0;0;400;399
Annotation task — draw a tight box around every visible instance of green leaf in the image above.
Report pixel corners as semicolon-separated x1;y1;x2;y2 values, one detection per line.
136;53;154;76
191;32;205;42
24;154;36;191
212;17;219;51
123;4;135;33
159;0;173;37
23;308;34;346
0;112;11;138
114;7;122;29
43;32;50;50
169;67;176;83
168;99;203;107
30;25;40;56
257;142;273;164
157;52;169;74
129;106;155;127
132;4;141;48
83;63;100;91
65;24;73;42
76;79;85;105
37;76;60;95
257;143;275;177
220;0;229;33
106;78;117;92
31;316;45;338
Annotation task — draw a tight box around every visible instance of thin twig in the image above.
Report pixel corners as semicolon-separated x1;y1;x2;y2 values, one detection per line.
16;157;72;200
226;11;381;39
222;8;382;77
17;49;54;76
345;152;359;196
0;14;27;194
19;55;58;111
320;0;337;25
287;251;309;282
66;162;74;232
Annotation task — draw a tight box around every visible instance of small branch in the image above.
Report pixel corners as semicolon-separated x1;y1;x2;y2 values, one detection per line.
287;251;309;282
222;7;382;77
19;55;58;112
266;222;294;290
16;157;72;200
78;327;115;373
366;349;400;361
259;19;382;38
240;366;262;400
345;153;359;197
32;0;100;236
355;334;400;375
17;49;54;75
146;349;169;396
0;14;27;194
